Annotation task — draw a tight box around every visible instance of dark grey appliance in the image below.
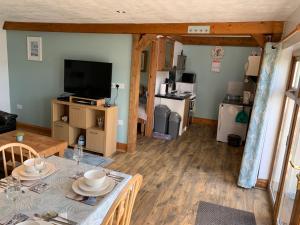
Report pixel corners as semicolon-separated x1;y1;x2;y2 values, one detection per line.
154;105;171;134
168;112;181;139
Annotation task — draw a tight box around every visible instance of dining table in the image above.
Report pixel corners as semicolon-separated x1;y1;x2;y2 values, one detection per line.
0;156;132;225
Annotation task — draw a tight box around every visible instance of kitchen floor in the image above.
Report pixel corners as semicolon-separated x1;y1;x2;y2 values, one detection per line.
108;124;272;225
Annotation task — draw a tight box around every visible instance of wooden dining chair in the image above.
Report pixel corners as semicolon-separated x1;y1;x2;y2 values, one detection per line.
0;142;39;177
101;174;143;225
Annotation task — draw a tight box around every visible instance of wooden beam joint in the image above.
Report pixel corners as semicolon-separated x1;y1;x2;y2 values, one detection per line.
251;34;266;48
137;34;156;50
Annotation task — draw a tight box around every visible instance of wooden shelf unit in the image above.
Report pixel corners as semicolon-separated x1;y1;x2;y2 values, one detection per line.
51;99;118;156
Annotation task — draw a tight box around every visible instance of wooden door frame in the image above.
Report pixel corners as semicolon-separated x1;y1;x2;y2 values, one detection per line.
290;174;300;225
268;57;296;185
127;34;157;153
273;105;299;222
145;40;159;137
270;57;300;223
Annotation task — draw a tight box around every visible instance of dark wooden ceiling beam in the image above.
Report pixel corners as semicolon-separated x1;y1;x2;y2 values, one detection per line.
178;36;259;47
3;21;283;36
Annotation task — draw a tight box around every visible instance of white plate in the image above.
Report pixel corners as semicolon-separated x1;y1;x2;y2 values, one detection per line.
18;163;51;177
17;220;52;225
78;176;111;192
72;177;115;197
12;163;56;181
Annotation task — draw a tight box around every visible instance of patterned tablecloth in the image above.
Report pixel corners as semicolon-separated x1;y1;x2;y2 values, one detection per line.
0;156;131;224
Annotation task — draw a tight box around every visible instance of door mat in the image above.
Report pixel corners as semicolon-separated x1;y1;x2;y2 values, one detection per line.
196;201;256;225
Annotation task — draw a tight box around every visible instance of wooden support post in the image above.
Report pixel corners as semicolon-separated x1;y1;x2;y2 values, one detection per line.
251;34;266;48
145;39;159;137
127;34;142;153
127;34;156;152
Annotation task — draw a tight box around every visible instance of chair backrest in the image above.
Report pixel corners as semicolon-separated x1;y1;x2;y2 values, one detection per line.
102;174;143;225
0;143;39;177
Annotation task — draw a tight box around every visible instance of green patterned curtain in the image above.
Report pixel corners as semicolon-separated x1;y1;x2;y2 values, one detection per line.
238;43;279;188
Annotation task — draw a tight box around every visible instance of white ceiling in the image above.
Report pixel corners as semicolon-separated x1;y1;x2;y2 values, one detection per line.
0;0;300;23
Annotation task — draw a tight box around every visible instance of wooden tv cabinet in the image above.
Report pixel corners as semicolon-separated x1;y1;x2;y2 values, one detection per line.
51;99;118;156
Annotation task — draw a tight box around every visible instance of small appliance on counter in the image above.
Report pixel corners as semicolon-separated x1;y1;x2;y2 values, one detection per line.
243;91;251;105
160;83;167;95
181;73;196;83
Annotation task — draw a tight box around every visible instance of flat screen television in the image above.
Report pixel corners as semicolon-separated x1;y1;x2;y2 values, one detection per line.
64;59;112;99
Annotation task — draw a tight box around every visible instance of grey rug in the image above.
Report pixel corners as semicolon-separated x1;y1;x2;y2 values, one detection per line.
196;201;256;225
64;148;113;167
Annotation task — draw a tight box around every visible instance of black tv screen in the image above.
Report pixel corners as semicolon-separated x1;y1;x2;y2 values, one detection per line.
64;59;112;99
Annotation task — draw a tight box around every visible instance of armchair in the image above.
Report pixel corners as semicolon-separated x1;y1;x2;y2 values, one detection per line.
0;111;17;134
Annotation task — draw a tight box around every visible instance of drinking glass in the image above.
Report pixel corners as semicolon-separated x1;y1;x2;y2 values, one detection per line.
6;176;21;216
73;144;83;176
34;156;46;181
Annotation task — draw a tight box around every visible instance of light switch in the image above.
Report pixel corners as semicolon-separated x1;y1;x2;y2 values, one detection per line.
17;104;23;110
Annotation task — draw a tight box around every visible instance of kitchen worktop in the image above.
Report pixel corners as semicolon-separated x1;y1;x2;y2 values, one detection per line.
155;93;191;100
222;98;253;107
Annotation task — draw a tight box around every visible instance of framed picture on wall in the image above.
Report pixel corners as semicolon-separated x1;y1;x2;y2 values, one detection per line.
141;51;147;72
27;36;42;61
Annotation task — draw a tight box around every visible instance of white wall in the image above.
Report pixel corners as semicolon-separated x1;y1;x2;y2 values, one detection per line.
0;21;10;112
283;6;300;37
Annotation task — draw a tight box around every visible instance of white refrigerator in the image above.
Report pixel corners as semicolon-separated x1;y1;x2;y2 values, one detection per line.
217;103;250;142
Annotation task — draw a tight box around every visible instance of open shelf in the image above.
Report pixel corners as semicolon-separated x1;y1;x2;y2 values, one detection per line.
52;103;69;122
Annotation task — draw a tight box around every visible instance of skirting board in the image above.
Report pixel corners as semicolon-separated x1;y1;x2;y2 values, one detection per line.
255;179;268;189
16;121;128;152
17;121;51;136
117;143;128;152
192;117;218;126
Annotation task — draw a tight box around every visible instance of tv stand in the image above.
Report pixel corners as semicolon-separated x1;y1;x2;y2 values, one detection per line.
51;98;117;156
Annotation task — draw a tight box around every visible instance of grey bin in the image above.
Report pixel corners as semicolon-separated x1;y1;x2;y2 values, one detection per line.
168;112;181;139
154;105;171;134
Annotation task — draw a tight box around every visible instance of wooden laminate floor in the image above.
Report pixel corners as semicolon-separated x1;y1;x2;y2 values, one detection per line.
108;124;273;225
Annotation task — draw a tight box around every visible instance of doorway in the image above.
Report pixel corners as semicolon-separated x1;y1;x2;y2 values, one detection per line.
269;57;300;225
137;47;151;136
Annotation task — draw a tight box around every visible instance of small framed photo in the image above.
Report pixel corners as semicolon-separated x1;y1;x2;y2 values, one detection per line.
141;51;147;72
27;36;42;61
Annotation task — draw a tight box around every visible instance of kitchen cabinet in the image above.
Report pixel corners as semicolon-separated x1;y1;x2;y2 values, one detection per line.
157;38;175;71
245;56;261;76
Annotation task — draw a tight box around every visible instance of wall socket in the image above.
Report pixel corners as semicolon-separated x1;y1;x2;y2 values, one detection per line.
16;104;23;110
187;25;210;34
118;120;124;126
112;83;125;89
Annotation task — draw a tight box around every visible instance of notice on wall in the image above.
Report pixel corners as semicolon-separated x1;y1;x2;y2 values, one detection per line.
211;60;221;73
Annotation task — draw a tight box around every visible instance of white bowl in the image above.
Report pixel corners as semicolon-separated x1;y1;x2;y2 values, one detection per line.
83;169;106;187
23;158;36;174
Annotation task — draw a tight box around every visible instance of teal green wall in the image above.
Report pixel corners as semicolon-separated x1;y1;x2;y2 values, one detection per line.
183;45;258;120
7;31;132;143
